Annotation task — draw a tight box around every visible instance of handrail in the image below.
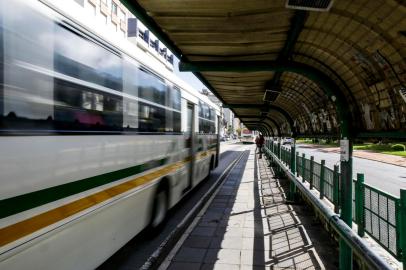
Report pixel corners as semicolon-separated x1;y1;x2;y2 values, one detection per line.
266;148;393;270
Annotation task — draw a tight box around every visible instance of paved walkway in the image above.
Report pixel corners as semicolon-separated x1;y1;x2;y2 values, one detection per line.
161;147;337;270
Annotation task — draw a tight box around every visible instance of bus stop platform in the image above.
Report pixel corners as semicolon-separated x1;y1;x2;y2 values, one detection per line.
159;146;338;270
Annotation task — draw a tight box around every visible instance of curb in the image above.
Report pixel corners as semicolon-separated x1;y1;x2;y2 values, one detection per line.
140;150;247;270
328;149;406;168
352;152;406;168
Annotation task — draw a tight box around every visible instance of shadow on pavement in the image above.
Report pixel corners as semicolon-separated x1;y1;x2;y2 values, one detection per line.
97;150;244;270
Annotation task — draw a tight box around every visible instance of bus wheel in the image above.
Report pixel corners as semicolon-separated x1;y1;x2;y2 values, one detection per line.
150;184;168;229
210;155;215;171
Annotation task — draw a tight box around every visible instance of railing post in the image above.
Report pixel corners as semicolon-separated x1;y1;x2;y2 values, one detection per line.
275;141;278;156
283;148;286;164
273;142;276;158
296;151;300;177
319;160;325;199
309;156;314;189
355;173;365;237
282;147;285;163
400;189;406;268
288;141;297;201
301;153;305;183
339;138;353;270
281;148;285;163
278;141;281;159
333;165;340;214
290;142;296;175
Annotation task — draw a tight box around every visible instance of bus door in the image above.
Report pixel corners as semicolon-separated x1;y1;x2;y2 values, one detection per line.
215;115;220;167
183;102;195;193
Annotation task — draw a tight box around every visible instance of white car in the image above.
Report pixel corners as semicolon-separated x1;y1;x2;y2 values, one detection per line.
282;138;293;145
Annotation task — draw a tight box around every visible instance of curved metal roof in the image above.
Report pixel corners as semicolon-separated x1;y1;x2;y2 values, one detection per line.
123;0;406;138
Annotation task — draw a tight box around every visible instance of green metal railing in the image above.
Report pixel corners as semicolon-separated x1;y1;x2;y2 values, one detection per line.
363;183;399;257
313;161;321;191
296;153;302;177
304;159;311;182
265;141;406;265
324;167;335;203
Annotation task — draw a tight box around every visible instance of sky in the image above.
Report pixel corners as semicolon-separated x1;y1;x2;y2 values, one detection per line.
173;57;207;93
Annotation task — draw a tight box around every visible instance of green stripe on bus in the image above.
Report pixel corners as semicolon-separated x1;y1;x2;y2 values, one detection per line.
0;158;167;219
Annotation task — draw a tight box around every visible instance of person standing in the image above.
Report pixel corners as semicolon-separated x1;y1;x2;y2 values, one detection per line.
255;134;265;158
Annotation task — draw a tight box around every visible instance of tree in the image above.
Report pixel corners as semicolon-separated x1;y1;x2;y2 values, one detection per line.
227;124;232;135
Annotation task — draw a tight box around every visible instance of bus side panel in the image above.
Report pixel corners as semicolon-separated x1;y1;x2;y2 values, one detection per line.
1;184;156;270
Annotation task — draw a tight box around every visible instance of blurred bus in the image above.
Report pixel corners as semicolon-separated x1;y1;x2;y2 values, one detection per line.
240;128;255;144
0;0;220;269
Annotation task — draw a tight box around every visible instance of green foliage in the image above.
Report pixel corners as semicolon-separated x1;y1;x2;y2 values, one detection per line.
391;144;405;151
382;151;406;157
296;138;338;147
353;143;406;157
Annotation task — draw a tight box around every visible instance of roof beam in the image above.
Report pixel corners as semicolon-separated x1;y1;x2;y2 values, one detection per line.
238;115;281;136
122;0;351;138
279;11;307;60
180;60;291;72
243;121;276;137
121;0;182;57
239;115;264;118
224;104;264;109
265;10;307;101
225;104;295;135
120;0;228;107
264;118;281;137
180;60;351;137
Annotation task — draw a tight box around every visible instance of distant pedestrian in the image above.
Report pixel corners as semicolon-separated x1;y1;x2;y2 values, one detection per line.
255;134;265;158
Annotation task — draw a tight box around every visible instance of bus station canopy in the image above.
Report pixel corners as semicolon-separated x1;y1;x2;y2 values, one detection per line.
123;0;406;138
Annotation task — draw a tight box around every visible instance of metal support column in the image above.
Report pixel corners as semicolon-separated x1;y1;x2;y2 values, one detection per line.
320;160;325;199
310;156;314;190
301;153;306;183
355;173;365;237
400;189;406;268
333;165;340;214
277;140;282;174
215;115;221;167
289;139;297;201
296;151;300;177
339;138;353;270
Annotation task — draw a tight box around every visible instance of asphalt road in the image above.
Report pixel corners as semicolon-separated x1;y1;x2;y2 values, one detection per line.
97;141;248;270
295;144;406;197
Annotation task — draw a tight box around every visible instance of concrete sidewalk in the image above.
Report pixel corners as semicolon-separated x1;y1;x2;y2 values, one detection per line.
160;146;337;270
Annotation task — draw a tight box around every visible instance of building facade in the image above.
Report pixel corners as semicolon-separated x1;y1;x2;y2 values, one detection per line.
67;0;174;69
72;0;129;38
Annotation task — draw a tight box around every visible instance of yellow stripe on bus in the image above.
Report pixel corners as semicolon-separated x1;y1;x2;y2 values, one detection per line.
0;149;215;247
0;160;183;246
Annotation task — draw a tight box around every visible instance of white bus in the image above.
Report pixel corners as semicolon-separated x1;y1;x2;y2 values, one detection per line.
240;128;255;144
0;1;219;269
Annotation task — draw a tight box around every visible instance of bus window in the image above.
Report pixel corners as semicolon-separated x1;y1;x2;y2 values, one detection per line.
138;102;165;132
54;78;123;131
138;68;166;106
172;86;181;110
54;23;123;91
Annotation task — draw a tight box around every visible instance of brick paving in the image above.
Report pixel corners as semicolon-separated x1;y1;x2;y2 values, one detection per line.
162;147;337;270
